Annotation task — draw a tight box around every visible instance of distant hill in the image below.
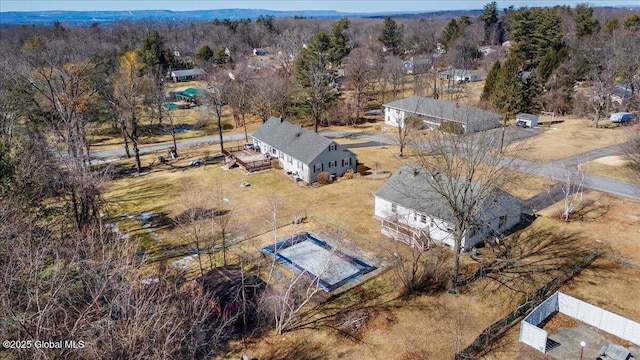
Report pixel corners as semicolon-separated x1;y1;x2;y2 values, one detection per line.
0;8;484;26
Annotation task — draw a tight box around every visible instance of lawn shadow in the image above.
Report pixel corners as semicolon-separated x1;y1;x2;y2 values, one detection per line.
258;339;326;360
460;227;590;292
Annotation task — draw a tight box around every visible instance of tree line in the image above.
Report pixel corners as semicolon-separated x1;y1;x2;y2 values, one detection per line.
1;4;640;358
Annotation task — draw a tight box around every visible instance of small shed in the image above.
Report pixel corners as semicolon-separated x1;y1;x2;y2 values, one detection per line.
516;113;538;128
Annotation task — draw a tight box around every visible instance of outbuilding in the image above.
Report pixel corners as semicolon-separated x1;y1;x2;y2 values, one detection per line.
516;113;538;128
610;112;635;123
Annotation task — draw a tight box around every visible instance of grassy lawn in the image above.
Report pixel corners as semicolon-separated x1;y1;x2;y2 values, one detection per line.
584;156;638;183
508;116;629;162
102;118;640;359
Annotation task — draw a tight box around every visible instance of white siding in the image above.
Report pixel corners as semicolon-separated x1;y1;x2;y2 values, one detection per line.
374;197;456;247
375;194;521;250
384;107;405;127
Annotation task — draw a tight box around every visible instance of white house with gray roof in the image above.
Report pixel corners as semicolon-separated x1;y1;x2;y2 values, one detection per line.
252;117;356;183
374;164;521;250
383;95;501;133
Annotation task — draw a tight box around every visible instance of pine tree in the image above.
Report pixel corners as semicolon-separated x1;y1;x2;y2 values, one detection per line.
481;60;501;102
480;2;499;45
574;4;600;38
378;16;403;55
328;17;351;65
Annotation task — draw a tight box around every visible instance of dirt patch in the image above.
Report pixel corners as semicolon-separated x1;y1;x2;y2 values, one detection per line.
542;312;578;334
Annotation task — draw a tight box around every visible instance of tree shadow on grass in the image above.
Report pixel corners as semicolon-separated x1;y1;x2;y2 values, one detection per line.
258;339;326;360
569;192;612;221
459;227;592;293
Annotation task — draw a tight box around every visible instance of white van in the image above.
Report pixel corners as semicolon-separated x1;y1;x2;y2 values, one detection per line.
609;112;635;123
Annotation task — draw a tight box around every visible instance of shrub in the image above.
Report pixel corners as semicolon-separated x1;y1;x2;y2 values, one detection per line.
440;120;465;134
343;169;354;179
356;164;367;176
317;172;331;184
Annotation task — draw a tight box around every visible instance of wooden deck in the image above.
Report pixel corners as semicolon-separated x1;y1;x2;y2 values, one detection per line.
223;145;272;172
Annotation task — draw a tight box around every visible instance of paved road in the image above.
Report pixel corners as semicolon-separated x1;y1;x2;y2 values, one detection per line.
90;133;250;160
90;127;640;201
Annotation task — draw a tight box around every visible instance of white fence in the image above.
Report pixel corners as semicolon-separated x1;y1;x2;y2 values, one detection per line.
519;292;640;353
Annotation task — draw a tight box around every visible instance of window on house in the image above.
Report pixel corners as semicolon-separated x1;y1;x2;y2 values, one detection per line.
288;156;293;164
342;158;351;167
314;163;323;172
328;160;337;168
328;144;337;151
279;152;284;159
499;215;507;229
271;148;276;154
420;214;427;224
391;203;397;214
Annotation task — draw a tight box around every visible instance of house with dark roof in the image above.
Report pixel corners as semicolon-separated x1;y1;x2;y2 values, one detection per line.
252;117;356;183
403;57;432;74
374;164;522;250
170;68;206;82
383;95;501;133
611;82;638;105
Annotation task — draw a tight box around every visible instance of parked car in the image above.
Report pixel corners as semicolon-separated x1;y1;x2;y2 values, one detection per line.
610;112;635;123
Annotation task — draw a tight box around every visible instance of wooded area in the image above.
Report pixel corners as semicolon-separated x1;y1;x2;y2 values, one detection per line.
1;3;640;359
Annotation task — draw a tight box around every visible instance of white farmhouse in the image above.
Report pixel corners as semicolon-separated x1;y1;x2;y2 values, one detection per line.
383;95;501;133
374;164;522;250
252;117;356;183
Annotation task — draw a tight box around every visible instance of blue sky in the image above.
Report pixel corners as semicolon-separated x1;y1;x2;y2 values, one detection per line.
1;0;639;13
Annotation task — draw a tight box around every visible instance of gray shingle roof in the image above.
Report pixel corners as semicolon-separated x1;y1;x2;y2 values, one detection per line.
516;113;537;120
171;69;206;77
383;96;501;125
375;164;516;223
252;117;353;164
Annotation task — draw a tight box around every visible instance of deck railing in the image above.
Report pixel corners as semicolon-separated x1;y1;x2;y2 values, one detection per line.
380;218;432;251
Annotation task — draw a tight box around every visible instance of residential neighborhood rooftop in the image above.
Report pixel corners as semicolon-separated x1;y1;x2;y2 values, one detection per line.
375;164;515;224
383;95;502;125
252;116;353;164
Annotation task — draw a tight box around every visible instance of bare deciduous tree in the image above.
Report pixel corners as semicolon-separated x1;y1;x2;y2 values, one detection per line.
548;162;588;222
411;114;526;288
343;48;376;126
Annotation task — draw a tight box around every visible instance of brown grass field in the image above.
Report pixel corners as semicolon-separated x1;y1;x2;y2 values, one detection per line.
584;156;638;183
507;116;630;162
102;111;640;360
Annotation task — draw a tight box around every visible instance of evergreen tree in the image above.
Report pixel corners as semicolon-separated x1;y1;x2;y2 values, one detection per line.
294;32;338;132
378;16;403;55
623;14;640;31
441;16;470;50
214;48;232;64
511;8;562;65
480;2;499;45
194;45;214;63
328;17;351;65
481;60;501;102
574;4;600;38
535;47;568;82
140;30;173;79
603;18;620;34
490;55;525;116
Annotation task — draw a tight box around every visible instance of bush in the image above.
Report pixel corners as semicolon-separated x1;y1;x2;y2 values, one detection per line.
440;120;465;134
356;164;367;176
343;169;354;179
317;172;331;185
